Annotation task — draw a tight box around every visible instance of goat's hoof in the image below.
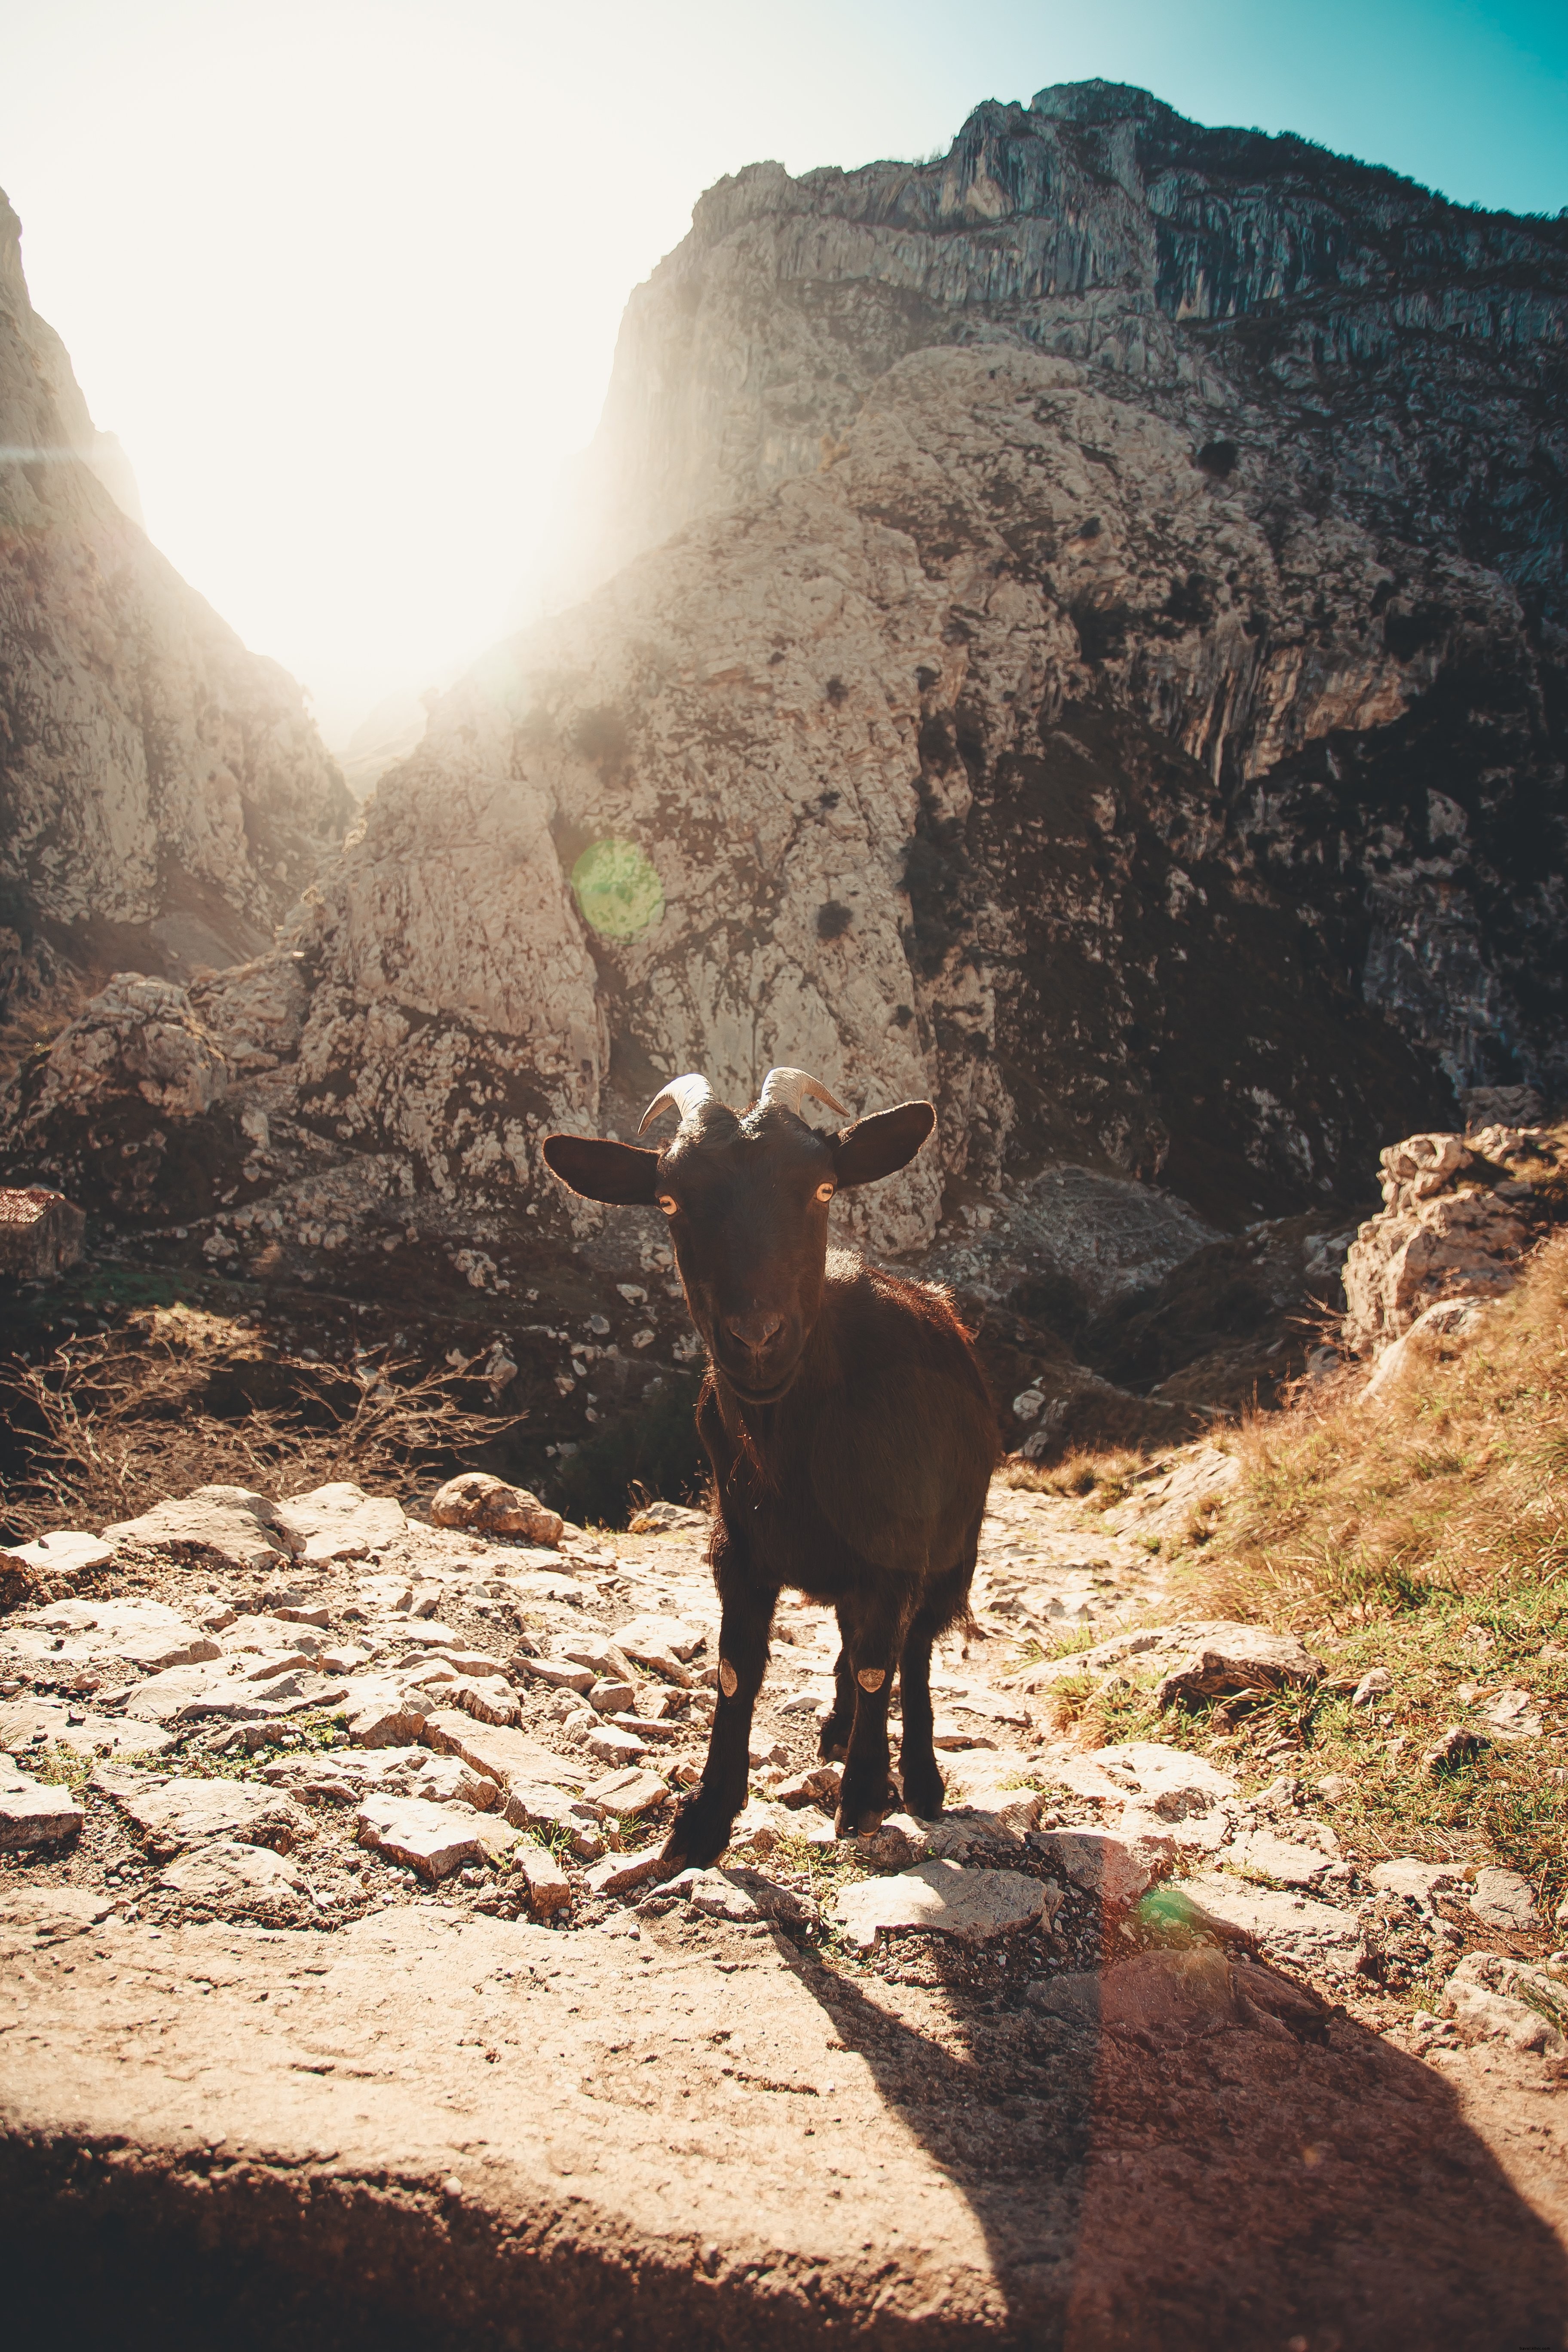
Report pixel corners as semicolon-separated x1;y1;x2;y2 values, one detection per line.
835;1802;887;1840
899;1769;946;1822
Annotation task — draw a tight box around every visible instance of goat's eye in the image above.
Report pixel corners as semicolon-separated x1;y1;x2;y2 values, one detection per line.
815;1181;836;1203
655;1194;678;1217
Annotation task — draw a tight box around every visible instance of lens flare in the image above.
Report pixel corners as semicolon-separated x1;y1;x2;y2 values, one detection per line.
570;838;664;941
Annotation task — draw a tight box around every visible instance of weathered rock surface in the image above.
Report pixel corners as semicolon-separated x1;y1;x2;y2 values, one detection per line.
1162;1873;1366;1975
4;1902;1568;2348
832;1859;1057;1949
10;89;1565;1471
355;1792;521;1879
1444;1952;1568;2058
103;1487;298;1575
0;1757;83;1848
108;1774;296;1860
1344;1124;1567;1354
428;1472;563;1546
0;192;350;1078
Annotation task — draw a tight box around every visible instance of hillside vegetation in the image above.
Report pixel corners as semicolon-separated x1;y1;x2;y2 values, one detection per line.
1052;1233;1568;1911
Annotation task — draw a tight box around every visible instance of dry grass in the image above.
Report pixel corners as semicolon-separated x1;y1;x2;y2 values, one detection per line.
1001;1446;1146;1502
1042;1237;1568;1902
1193;1233;1568;1630
0;1304;515;1540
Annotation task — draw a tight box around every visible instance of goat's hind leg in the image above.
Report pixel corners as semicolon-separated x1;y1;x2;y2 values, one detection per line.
818;1647;856;1764
897;1559;973;1822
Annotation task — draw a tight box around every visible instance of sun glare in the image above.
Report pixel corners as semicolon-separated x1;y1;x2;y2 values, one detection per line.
3;0;1562;750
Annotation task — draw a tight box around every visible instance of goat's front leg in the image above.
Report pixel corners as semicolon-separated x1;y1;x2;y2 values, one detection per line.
657;1547;776;1876
834;1589;914;1836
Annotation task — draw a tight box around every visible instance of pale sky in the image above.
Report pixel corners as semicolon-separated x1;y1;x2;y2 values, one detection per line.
3;0;1564;748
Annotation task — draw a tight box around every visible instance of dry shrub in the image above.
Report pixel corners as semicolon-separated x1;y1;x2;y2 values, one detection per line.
0;1305;516;1541
1187;1233;1568;1630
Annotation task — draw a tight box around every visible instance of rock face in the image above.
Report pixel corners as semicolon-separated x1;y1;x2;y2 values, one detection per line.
0;189;351;1076
1343;1120;1566;1352
3;88;1567;1485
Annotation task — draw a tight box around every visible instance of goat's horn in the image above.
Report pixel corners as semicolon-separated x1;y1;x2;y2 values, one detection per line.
637;1073;714;1135
756;1066;850;1120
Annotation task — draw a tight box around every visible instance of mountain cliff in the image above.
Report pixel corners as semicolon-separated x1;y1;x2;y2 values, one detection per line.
0;189;352;1075
3;84;1565;1481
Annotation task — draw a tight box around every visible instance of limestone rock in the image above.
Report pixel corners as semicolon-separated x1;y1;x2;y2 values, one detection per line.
272;1482;407;1563
102;1488;296;1575
1344;1129;1545;1355
159;1840;308;1922
1;1530;114;1580
582;1764;668;1819
1030;1828;1162;1906
428;1473;563;1546
1155;1626;1323;1710
355;1794;520;1879
670;1867;763;1924
0;1758;84;1849
833;1859;1058;1951
418;1709;592;1798
0;190;349;1082
111;1775;297;1859
1160;1874;1364;1975
1443;1952;1568;2058
1468;1867;1539;1933
0;1699;173;1763
1369;1858;1467;1909
582;1847;667;1900
6;1596;221;1675
856;1813;934;1870
516;1843;574;1918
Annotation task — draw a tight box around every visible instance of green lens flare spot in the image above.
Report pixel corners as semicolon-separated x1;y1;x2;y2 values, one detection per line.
570;838;665;942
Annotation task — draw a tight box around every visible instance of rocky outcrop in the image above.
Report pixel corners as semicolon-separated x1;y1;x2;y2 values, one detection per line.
1343;1117;1567;1352
0;189;351;1075
3;88;1565;1483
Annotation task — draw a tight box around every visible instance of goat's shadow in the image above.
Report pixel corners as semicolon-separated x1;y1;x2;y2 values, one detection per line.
765;1891;1567;2352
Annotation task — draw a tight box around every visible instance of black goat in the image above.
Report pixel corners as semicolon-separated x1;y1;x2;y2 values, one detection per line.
542;1066;997;1870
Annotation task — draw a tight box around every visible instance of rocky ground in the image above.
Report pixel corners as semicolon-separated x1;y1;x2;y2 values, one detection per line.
3;1461;1566;2345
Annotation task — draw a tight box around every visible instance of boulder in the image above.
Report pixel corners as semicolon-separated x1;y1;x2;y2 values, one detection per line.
103;1488;297;1575
1155;1626;1323;1710
272;1482;407;1564
428;1473;563;1547
1343;1130;1537;1355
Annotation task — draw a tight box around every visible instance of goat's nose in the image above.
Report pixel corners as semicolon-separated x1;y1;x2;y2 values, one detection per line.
724;1310;784;1353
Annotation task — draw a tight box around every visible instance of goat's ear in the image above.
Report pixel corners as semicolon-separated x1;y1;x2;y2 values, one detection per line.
831;1100;936;1188
541;1133;662;1205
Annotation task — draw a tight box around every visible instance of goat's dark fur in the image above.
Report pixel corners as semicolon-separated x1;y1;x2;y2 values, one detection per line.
542;1089;997;1867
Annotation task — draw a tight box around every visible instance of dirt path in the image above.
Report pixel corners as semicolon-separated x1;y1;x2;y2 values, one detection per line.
1;1472;1565;2347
